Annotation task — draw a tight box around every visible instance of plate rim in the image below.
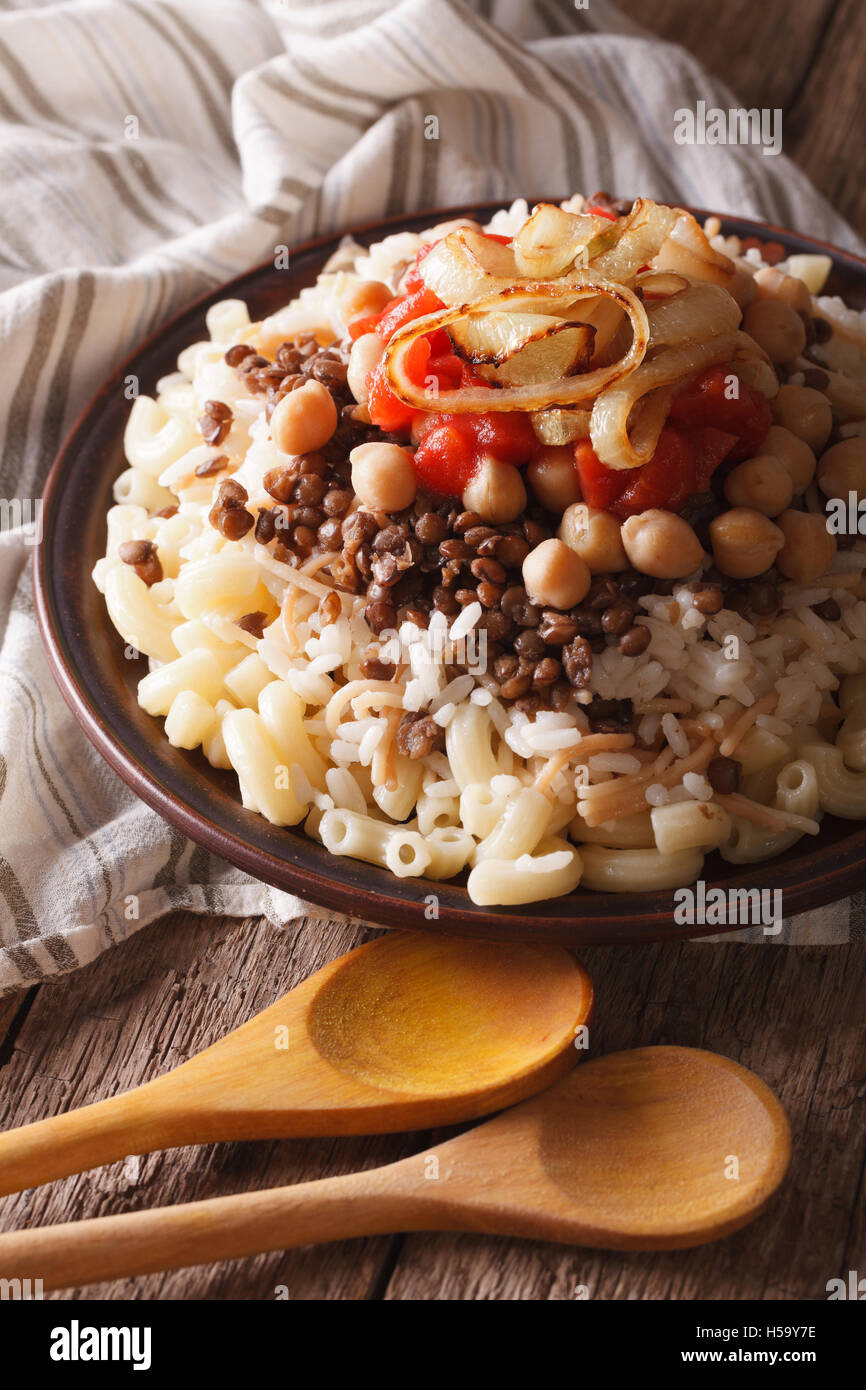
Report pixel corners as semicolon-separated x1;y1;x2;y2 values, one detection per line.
33;200;866;944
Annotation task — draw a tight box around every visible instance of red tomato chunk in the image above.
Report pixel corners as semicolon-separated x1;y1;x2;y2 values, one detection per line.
350;238;538;496
577;366;771;519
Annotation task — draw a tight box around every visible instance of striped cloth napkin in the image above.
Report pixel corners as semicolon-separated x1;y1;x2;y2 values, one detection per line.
1;0;863;995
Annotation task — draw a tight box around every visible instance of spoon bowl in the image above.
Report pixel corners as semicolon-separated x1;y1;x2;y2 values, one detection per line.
0;932;592;1196
0;1046;791;1290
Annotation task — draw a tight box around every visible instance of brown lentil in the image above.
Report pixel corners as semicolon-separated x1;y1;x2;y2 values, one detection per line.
318;591;342;626
619;625;651;656
600;600;633;636
748;580;779;616
224;343;256;368
198;400;232;446
532;657;561;688
539;611;579;646
801;367;830;391
264;466;297;503
236;611;268;639
254;508;277;544
118;538;163;586
365;600;396;634
691;583;724;614
396;712;444;759
414;512;448;545
813;597;842;621
707;755;741;794
470;556;506;584
195;453;229;478
562;636;593;688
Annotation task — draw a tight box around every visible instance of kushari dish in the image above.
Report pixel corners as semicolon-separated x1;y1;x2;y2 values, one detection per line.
93;195;866;907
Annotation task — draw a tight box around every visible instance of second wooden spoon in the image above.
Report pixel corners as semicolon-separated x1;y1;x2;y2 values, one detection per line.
0;1046;791;1291
0;932;592;1197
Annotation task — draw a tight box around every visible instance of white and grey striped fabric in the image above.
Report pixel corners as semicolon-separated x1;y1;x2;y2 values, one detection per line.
0;0;863;994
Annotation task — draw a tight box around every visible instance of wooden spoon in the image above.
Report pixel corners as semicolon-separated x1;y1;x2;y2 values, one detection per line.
0;1047;790;1290
0;933;592;1198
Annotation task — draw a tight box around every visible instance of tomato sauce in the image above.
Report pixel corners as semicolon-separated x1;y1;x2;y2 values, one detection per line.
349;237;538;495
576;367;771;519
347;241;772;513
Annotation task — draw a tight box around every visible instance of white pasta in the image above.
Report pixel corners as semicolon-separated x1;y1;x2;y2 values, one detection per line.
568;810;655;848
578;845;704;892
425;827;476;880
222;708;306;825
722;759;821;863
319;808;431;878
372;759;424;821
473;787;552;864
174;552;262;621
103;565;179;663
223;653;275;709
95;202;866;907
124;396;199;477
798;743;866;819
165;690;218;750
445;705;501;791
466;838;583;905
651;800;732;855
459;783;507;839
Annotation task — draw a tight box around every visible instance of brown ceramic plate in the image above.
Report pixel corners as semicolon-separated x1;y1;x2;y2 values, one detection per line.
34;203;866;945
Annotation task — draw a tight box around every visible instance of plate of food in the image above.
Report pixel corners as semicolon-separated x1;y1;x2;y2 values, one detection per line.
34;196;866;943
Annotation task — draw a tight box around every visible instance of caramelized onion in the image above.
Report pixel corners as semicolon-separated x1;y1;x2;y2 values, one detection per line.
651;210;736;287
513;203;611;278
531;408;591;446
590;332;742;470
420;228;522;306
645;283;742;347
588;198;680;282
383;276;650;414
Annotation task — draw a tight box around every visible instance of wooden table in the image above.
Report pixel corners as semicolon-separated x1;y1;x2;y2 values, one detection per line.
2;0;865;1302
618;0;866;238
0;916;863;1300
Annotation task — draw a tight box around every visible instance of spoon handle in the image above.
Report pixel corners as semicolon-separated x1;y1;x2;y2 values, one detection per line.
0;1166;431;1291
0;1083;189;1197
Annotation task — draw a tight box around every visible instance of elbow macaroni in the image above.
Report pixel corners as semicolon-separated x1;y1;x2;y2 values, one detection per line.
97;268;866;909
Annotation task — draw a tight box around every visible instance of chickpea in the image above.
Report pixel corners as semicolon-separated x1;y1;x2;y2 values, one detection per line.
727;264;758;310
350;442;417;512
271;379;337;456
723;455;793;516
763;424;816;494
771;384;832;453
337;279;393;326
709;508;784;579
753;265;812;315
527;446;582;514
817;437;866;500
558;503;628;573
775;509;836;584
620;510;704;579
461;455;526;524
743;299;807;364
522;538;591;610
347;332;384;406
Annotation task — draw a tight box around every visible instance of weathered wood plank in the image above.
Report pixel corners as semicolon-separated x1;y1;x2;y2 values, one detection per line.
616;0;865;237
1;918;862;1299
784;0;866;242
615;0;836;111
0;992;30;1053
384;942;866;1301
0;909;410;1301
